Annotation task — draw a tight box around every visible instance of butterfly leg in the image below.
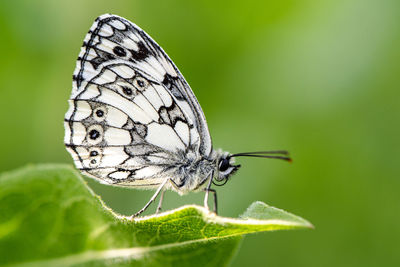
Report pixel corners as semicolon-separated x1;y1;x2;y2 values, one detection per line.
207;189;217;214
129;178;169;219
203;172;217;214
156;190;165;214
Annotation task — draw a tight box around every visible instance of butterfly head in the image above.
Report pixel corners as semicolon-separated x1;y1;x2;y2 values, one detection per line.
213;150;292;186
213;154;241;186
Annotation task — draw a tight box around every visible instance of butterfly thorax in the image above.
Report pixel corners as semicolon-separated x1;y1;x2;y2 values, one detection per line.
167;150;217;194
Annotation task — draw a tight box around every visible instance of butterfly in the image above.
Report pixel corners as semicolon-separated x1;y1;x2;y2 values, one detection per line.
64;14;291;218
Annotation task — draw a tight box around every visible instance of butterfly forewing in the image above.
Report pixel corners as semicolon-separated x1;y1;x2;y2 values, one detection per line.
65;14;212;187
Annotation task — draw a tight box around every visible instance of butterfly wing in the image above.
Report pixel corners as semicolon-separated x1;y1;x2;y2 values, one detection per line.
74;14;212;154
64;14;212;187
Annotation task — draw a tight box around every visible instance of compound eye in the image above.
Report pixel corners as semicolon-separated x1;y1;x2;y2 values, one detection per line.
218;158;230;172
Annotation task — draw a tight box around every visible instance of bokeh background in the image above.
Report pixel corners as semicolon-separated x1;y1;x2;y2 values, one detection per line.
1;0;399;266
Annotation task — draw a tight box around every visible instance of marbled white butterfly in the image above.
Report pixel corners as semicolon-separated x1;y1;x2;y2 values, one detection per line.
64;14;290;218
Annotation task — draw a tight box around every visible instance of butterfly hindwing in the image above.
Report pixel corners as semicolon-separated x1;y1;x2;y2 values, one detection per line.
72;14;212;153
65;14;212;187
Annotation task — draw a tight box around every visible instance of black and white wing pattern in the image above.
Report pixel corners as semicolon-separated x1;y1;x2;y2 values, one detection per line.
64;14;213;188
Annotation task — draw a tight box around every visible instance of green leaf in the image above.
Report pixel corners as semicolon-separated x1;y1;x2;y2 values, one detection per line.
0;164;312;267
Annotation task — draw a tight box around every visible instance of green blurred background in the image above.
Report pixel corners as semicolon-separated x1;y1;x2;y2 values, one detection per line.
1;0;399;266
